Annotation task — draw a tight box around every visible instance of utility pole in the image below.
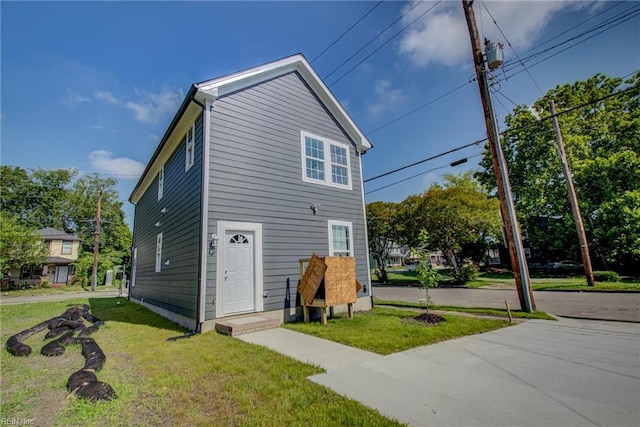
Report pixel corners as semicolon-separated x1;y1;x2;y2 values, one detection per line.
549;100;595;286
462;0;535;312
91;188;103;292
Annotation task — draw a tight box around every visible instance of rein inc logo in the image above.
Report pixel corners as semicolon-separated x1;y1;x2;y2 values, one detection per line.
0;418;34;426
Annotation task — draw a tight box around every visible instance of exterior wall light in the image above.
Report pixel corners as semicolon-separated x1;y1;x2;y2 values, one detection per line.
209;234;219;255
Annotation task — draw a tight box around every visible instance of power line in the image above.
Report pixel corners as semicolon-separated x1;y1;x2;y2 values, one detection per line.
329;1;443;87
322;0;424;81
365;152;484;195
311;0;384;64
364;83;639;184
364;139;483;183
480;0;544;95
366;81;472;135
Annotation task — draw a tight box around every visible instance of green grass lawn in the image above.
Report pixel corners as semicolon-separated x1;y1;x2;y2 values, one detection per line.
1;284;115;297
372;299;556;320
1;298;402;426
375;269;640;291
283;307;510;355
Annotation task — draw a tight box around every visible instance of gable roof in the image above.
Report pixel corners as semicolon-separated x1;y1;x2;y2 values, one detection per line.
195;53;372;152
130;53;372;203
38;228;81;241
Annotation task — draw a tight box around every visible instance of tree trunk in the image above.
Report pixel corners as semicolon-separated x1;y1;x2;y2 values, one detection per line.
446;249;460;276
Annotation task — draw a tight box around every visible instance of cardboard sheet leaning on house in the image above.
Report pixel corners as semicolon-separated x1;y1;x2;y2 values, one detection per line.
297;253;362;324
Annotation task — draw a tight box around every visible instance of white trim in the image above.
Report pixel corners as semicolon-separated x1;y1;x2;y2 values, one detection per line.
301;131;352;190
185;123;195;172
199;101;213;324
328;220;354;257
131;247;137;287
359;153;372;295
215;221;263;318
157;165;164;201
196;54;371;153
155;233;163;273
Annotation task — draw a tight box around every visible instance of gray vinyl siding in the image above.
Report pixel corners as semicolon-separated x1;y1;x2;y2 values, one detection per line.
131;114;203;320
204;71;368;320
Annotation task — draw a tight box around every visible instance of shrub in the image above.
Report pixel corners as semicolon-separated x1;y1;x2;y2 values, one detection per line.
593;270;620;282
41;279;50;288
453;262;479;286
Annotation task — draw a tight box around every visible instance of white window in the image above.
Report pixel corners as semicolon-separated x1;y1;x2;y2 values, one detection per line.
185;124;195;171
155;233;163;272
61;241;73;255
328;220;354;257
158;166;164;201
301;131;352;189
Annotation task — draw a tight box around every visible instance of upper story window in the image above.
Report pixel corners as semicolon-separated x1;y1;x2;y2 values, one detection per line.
301;131;352;190
61;241;73;255
328;220;354;257
185;124;195;172
158;166;164;201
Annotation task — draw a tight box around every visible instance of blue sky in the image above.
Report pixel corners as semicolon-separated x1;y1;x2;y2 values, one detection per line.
2;1;639;226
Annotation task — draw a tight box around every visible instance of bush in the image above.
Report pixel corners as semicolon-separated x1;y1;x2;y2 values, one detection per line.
41;279;50;289
593;271;620;282
453;262;479;286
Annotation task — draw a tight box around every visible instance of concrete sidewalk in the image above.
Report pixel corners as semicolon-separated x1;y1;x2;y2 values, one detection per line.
240;318;640;426
0;290;125;305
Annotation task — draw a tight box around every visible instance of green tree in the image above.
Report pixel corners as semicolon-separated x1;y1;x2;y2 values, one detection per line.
366;201;402;283
477;72;640;272
403;172;501;283
0;211;48;273
415;252;441;313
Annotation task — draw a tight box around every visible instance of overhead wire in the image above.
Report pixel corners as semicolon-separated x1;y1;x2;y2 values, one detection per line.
311;0;384;64
364;83;639;185
480;0;544;95
322;0;424;81
329;0;443;87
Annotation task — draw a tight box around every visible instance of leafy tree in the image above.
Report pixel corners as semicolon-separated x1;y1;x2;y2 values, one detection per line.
476;72;640;272
402;172;501;283
0;167;132;285
366;201;402;283
0;212;48;273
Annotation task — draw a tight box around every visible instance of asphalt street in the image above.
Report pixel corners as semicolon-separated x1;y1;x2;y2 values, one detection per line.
373;286;640;322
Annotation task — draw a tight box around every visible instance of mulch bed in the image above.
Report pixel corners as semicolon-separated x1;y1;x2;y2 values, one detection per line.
413;313;446;324
5;304;116;402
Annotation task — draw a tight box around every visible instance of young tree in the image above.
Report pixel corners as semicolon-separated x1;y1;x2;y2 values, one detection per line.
366;201;402;283
415;251;441;313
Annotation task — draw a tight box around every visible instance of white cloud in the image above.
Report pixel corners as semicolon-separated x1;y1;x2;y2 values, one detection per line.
367;79;407;116
94;90;119;104
64;88;91;107
398;0;585;69
89;150;145;179
125;88;183;124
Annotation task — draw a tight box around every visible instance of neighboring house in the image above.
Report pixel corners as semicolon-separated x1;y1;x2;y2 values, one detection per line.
9;228;81;286
129;54;373;332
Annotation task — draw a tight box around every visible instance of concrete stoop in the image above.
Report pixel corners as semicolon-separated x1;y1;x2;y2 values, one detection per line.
215;316;281;337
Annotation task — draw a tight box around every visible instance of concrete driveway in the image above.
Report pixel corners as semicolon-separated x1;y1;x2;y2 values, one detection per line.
310;317;640;426
373;286;640;322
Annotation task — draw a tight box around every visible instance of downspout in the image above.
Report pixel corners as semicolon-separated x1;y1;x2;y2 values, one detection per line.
358;150;374;308
167;92;207;341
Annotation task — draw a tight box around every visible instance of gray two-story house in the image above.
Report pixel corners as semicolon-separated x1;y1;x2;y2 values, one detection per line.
129;54;373;332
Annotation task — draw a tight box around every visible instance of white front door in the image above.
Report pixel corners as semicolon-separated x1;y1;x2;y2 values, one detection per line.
223;231;255;314
55;266;69;284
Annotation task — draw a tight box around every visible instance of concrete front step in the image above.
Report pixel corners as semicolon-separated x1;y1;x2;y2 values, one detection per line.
215;316;281;337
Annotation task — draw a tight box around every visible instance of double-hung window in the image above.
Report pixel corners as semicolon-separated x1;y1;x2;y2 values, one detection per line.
155;233;163;273
185;124;195;172
61;241;73;255
301;132;351;189
328;220;354;257
158;166;164;201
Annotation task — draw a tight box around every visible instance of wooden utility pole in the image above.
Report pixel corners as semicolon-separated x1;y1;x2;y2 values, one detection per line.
91;188;103;292
462;0;535;311
549;100;595;286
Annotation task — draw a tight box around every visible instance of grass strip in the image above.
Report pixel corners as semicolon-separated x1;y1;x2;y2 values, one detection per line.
283;307;511;355
372;298;555;320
